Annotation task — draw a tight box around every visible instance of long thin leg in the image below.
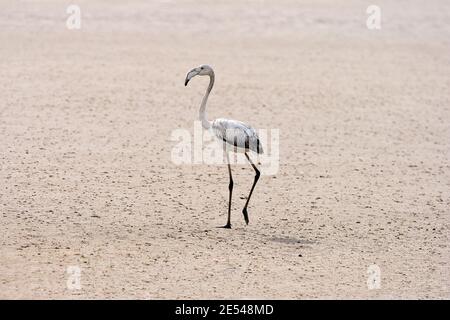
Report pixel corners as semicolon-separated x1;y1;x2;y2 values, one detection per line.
243;153;260;225
220;152;233;228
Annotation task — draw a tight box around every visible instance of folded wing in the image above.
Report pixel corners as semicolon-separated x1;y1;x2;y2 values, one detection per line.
212;118;263;154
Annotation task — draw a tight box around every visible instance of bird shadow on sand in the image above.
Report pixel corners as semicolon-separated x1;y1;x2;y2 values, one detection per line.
187;224;315;246
217;227;317;248
268;235;315;246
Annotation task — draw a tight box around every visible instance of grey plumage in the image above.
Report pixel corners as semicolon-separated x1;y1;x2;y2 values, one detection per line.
212;118;263;154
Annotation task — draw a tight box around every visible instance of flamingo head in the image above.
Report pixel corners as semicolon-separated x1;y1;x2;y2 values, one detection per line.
185;64;214;86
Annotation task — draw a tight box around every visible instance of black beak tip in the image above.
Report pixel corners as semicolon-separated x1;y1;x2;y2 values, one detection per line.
184;79;189;86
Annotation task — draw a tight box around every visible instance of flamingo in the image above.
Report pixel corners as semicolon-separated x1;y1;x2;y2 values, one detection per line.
185;64;263;228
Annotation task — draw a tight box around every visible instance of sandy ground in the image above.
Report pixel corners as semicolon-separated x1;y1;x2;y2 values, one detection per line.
0;0;449;299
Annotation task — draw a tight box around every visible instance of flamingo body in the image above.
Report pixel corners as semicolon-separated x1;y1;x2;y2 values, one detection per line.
211;118;263;154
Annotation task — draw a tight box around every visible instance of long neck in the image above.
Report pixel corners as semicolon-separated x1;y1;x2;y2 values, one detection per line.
199;72;214;129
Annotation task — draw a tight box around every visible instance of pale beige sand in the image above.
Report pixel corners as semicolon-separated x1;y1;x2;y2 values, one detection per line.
0;0;449;299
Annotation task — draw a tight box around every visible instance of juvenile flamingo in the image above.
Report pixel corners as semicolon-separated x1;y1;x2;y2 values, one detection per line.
185;65;263;228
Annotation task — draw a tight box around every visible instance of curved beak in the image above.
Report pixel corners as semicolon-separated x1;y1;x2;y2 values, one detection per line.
184;68;199;86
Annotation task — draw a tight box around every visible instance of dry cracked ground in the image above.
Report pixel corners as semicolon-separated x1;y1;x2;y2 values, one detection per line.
0;0;449;299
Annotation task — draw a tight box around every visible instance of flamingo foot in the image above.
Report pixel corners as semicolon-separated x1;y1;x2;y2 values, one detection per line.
242;208;249;225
